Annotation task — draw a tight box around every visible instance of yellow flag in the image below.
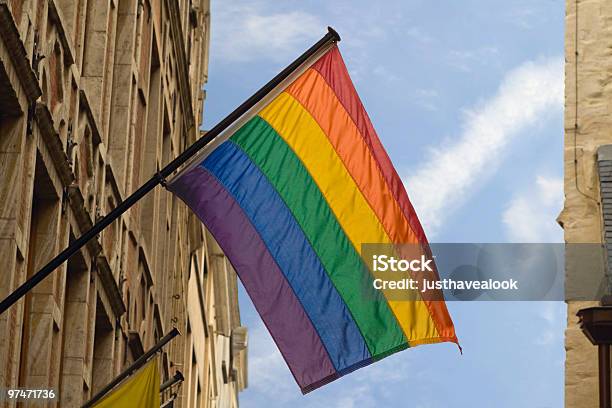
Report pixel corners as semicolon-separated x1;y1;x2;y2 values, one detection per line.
94;357;160;408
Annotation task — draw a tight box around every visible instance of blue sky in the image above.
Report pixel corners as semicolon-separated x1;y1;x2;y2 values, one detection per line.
203;1;566;406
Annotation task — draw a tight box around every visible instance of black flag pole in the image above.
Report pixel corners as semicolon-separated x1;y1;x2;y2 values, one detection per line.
160;370;184;393
0;27;341;315
81;327;180;408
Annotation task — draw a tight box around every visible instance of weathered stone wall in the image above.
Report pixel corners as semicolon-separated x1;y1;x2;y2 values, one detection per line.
0;0;246;406
561;0;612;406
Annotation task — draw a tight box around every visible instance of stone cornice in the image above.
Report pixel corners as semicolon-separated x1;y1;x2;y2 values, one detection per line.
0;2;42;103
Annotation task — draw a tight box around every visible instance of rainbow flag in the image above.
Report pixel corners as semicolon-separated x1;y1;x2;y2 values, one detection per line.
168;45;458;393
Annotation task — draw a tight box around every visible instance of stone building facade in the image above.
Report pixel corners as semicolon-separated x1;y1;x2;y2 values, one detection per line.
0;0;247;407
560;0;612;406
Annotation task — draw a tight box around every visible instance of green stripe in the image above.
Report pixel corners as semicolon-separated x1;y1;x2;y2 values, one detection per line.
230;116;407;356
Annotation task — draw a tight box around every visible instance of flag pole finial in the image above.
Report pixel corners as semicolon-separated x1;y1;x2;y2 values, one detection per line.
327;26;341;42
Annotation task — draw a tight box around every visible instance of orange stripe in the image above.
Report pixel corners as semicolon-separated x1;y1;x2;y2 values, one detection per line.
287;68;453;340
287;69;420;245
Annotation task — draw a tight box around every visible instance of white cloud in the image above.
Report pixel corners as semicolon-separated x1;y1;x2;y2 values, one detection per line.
213;1;323;63
404;57;563;236
211;0;420;84
502;175;563;243
246;322;296;403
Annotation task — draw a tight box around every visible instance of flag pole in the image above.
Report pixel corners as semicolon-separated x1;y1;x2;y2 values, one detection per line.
160;370;184;393
81;327;180;408
0;27;341;315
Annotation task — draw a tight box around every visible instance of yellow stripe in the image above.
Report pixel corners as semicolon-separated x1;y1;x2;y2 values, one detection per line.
258;92;439;342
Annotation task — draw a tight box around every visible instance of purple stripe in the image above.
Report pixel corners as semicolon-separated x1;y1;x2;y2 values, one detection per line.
169;166;337;390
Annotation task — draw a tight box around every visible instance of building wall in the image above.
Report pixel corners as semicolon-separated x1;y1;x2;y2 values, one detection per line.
0;0;247;407
561;0;612;406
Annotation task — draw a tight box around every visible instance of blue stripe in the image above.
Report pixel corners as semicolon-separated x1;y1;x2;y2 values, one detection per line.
202;141;371;371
